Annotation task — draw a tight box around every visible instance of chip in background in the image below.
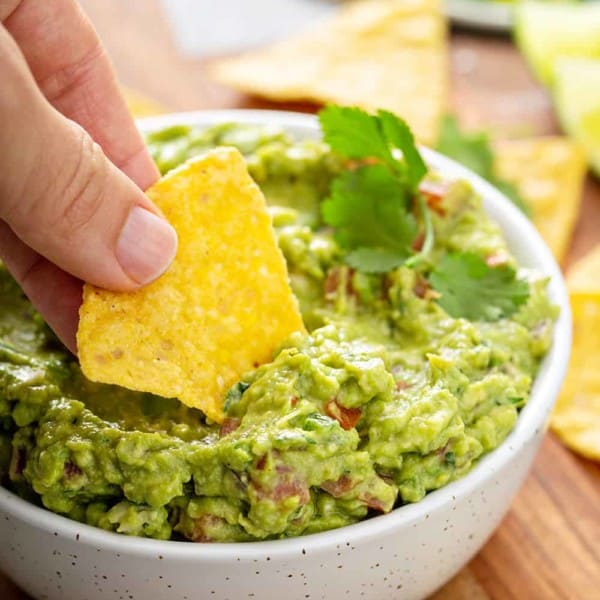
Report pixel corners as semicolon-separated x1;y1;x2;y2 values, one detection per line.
212;0;448;145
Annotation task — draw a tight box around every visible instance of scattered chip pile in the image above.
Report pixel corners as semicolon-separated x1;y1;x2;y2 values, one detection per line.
551;245;600;460
493;137;586;263
77;148;305;423
212;0;448;145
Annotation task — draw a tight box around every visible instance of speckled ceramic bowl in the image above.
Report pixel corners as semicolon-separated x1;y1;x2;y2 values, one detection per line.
0;111;571;600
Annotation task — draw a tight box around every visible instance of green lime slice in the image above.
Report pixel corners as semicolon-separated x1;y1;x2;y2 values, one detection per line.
514;1;600;86
554;57;600;176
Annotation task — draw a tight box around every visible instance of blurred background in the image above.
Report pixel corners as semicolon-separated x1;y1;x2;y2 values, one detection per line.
3;0;600;597
78;0;600;265
83;0;556;133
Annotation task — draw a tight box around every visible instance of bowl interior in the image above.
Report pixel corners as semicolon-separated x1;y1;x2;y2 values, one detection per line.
0;109;572;560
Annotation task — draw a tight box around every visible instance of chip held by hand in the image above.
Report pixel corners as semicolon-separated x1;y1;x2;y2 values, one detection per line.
77;147;305;423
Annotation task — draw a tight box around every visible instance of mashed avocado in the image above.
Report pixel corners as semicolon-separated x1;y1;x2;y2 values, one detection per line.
0;124;557;542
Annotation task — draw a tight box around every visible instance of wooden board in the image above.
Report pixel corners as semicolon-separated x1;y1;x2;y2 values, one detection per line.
2;1;600;597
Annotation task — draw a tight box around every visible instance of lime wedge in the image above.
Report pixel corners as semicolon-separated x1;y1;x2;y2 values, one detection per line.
514;1;600;86
554;58;600;176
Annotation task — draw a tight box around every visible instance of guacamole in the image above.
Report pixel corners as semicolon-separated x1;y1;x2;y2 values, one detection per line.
0;123;557;542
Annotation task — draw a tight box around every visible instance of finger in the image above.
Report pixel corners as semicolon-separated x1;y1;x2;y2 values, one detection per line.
1;0;159;190
0;27;177;291
0;221;81;354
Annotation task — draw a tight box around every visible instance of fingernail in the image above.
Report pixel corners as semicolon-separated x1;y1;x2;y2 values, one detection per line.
116;206;178;285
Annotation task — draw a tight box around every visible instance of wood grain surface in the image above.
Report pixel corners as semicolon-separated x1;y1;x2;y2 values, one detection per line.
2;1;600;598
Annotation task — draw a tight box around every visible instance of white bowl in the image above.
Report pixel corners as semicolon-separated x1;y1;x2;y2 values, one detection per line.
0;110;571;600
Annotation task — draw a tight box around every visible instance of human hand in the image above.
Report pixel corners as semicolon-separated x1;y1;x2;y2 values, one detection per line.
0;0;178;354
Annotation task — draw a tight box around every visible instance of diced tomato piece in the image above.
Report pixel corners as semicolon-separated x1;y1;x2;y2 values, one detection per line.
256;455;268;471
220;417;241;437
324;268;342;295
14;448;26;476
190;514;222;543
485;251;509;267
271;479;310;504
413;276;440;301
321;474;355;497
252;461;310;505
413;276;430;298
360;493;390;513
419;180;448;216
63;461;83;479
395;380;412;391
411;231;425;252
325;400;362;430
324;267;357;298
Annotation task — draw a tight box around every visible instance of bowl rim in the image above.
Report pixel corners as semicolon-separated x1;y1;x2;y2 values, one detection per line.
0;109;572;561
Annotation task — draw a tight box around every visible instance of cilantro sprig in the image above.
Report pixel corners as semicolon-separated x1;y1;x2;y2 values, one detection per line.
318;105;530;321
430;252;530;320
319;106;428;273
321;164;418;272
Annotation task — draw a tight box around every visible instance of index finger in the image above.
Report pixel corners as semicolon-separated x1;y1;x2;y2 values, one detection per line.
1;0;159;190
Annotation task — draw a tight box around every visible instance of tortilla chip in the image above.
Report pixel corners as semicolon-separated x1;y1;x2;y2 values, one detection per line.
77;147;305;423
493;137;586;263
211;0;448;145
566;244;600;293
551;245;600;460
552;293;600;460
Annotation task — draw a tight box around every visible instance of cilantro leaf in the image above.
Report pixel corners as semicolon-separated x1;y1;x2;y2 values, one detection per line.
429;252;530;321
321;165;418;272
318;105;394;164
436;115;531;217
377;110;427;191
319;105;429;273
436;115;495;177
346;248;411;274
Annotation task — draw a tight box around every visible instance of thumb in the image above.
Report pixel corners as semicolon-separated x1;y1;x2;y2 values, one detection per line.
4;115;178;290
0;32;177;291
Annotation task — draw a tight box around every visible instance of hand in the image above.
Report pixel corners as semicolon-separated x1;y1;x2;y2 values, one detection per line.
0;0;178;354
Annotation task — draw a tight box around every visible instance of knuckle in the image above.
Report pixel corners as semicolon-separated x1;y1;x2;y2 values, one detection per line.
40;40;105;105
53;128;108;235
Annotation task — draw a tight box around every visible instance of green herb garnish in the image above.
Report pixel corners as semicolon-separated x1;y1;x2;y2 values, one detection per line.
430;252;530;321
318;106;530;321
319;106;428;273
435;115;531;216
321;165;418;272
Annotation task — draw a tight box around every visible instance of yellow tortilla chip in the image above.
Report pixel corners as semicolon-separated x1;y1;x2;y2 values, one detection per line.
77;147;305;423
566;244;600;293
211;0;448;145
493;137;586;263
551;245;600;460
